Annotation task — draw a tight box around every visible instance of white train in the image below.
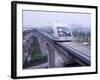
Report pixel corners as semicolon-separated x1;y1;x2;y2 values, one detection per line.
51;23;73;41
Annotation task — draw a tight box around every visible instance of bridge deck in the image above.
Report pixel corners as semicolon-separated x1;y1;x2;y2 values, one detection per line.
58;42;90;57
56;42;90;65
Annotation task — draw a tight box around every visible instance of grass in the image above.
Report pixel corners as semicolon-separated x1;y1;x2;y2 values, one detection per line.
31;52;42;60
30;36;42;61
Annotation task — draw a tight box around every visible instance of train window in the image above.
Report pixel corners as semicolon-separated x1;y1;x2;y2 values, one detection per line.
57;27;71;37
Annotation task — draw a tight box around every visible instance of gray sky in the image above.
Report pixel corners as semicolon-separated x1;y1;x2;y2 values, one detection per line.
23;10;91;28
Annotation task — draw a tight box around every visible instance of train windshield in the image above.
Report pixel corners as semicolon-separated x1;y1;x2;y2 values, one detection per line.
57;27;71;37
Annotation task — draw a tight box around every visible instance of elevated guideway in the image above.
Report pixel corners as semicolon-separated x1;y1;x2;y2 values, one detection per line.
23;29;91;68
36;29;91;66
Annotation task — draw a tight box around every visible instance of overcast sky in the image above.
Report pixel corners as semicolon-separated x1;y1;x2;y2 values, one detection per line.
23;10;91;28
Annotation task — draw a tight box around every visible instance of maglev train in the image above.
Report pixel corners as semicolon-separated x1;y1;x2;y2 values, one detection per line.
51;23;73;41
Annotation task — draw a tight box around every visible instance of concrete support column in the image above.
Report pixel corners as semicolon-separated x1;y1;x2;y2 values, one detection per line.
46;44;55;68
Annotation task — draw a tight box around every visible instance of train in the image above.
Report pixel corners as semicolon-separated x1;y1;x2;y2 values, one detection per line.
51;23;73;41
23;23;73;42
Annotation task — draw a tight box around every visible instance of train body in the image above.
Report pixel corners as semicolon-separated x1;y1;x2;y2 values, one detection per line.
51;23;73;41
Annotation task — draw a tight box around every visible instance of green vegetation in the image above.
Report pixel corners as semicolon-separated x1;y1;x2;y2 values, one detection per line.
30;37;42;61
72;31;90;42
